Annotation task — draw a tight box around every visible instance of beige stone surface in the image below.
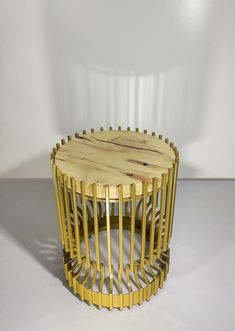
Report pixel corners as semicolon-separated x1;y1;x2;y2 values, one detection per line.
54;130;175;198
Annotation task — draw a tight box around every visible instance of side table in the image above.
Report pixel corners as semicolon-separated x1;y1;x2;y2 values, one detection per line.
50;127;179;309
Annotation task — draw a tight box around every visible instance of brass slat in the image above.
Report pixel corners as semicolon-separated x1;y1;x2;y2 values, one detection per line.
63;174;74;258
57;169;69;251
149;177;158;261
92;183;100;271
140;181;147;269
156;173;167;258
81;181;90;268
130;183;136;271
163;167;173;251
118;184;123;275
71;177;82;263
105;185;112;274
52;164;64;245
169;159;179;239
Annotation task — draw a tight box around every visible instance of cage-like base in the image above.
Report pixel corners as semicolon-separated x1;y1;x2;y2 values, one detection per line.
63;216;170;310
51;128;179;310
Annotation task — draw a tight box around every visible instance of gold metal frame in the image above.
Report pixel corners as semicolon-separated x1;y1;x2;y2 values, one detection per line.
50;127;179;310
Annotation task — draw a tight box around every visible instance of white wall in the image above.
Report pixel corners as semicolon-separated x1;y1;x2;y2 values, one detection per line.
1;0;235;178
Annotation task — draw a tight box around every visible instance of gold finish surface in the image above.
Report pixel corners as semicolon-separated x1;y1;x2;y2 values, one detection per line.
51;127;179;309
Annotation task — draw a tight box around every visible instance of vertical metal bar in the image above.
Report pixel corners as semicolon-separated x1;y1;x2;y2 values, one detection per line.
169;158;179;239
57;169;69;251
163;167;173;250
140;181;147;268
134;262;143;304
92;183;100;271
130;183;136;271
52;164;64;245
81;181;90;268
149;177;158;261
63;174;74;258
109;266;114;310
98;263;105;309
105;185;112;274
118;185;124;309
118;184;123;275
167;163;176;243
125;264;133;308
71;177;82;264
156;173;167;258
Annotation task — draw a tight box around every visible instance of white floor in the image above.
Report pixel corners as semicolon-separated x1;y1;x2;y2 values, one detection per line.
0;180;234;331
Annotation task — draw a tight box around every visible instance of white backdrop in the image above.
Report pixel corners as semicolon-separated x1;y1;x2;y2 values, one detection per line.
1;0;235;178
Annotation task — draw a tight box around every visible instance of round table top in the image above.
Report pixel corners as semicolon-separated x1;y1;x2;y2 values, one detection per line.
54;129;176;199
